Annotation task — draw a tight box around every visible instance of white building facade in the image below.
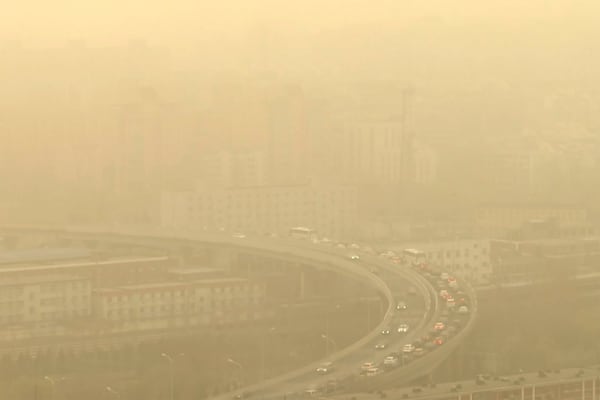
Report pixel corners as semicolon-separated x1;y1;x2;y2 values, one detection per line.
394;239;492;285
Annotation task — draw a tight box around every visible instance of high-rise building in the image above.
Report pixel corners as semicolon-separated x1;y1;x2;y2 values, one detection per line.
337;118;405;185
196;151;267;189
266;85;310;185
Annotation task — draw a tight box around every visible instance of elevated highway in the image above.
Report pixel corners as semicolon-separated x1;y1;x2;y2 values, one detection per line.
0;226;478;397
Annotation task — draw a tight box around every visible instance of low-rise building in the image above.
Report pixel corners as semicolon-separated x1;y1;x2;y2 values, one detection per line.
93;277;267;332
0;274;92;327
392;239;492;285
476;203;592;239
491;237;600;282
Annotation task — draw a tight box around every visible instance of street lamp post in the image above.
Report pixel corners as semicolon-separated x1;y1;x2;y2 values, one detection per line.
320;334;338;357
261;327;276;383
44;376;64;400
161;352;184;400
106;386;121;399
44;376;55;400
161;353;175;400
227;358;244;387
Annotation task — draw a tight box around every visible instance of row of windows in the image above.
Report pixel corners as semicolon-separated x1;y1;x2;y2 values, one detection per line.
104;287;256;303
39;310;88;320
0;288;24;299
0;301;24;311
104;299;263;318
103;296;262;309
40;281;88;293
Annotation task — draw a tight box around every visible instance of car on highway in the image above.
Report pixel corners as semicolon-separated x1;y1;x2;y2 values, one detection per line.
349;243;361;249
383;355;399;367
439;289;449;299
403;344;415;353
348;254;360;260
458;305;470;314
380;250;396;258
361;362;377;372
414;348;425;357
434;322;445;331
397;323;409;333
381;327;391;335
396;301;408;310
446;296;456;308
304;386;320;397
232;232;246;239
440;272;449;280
316;362;334;374
366;367;382;377
375;343;387;350
436;280;448;289
434;337;444;345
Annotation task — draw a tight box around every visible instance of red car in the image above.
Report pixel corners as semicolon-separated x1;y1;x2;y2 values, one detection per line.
434;337;444;345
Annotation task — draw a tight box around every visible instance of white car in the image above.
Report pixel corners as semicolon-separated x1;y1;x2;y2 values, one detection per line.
446;297;456;308
375;343;387;350
397;324;409;333
316;362;333;374
440;272;449;280
402;344;415;353
348;254;360;260
458;305;470;314
383;356;398;366
232;232;246;239
366;367;381;376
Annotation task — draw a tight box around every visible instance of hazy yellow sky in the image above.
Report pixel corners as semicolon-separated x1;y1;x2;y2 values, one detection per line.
3;1;598;45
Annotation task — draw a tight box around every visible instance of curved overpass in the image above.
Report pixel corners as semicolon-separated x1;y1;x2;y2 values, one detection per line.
0;226;477;397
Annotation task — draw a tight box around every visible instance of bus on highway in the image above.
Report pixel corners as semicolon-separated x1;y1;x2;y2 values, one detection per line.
403;248;426;266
